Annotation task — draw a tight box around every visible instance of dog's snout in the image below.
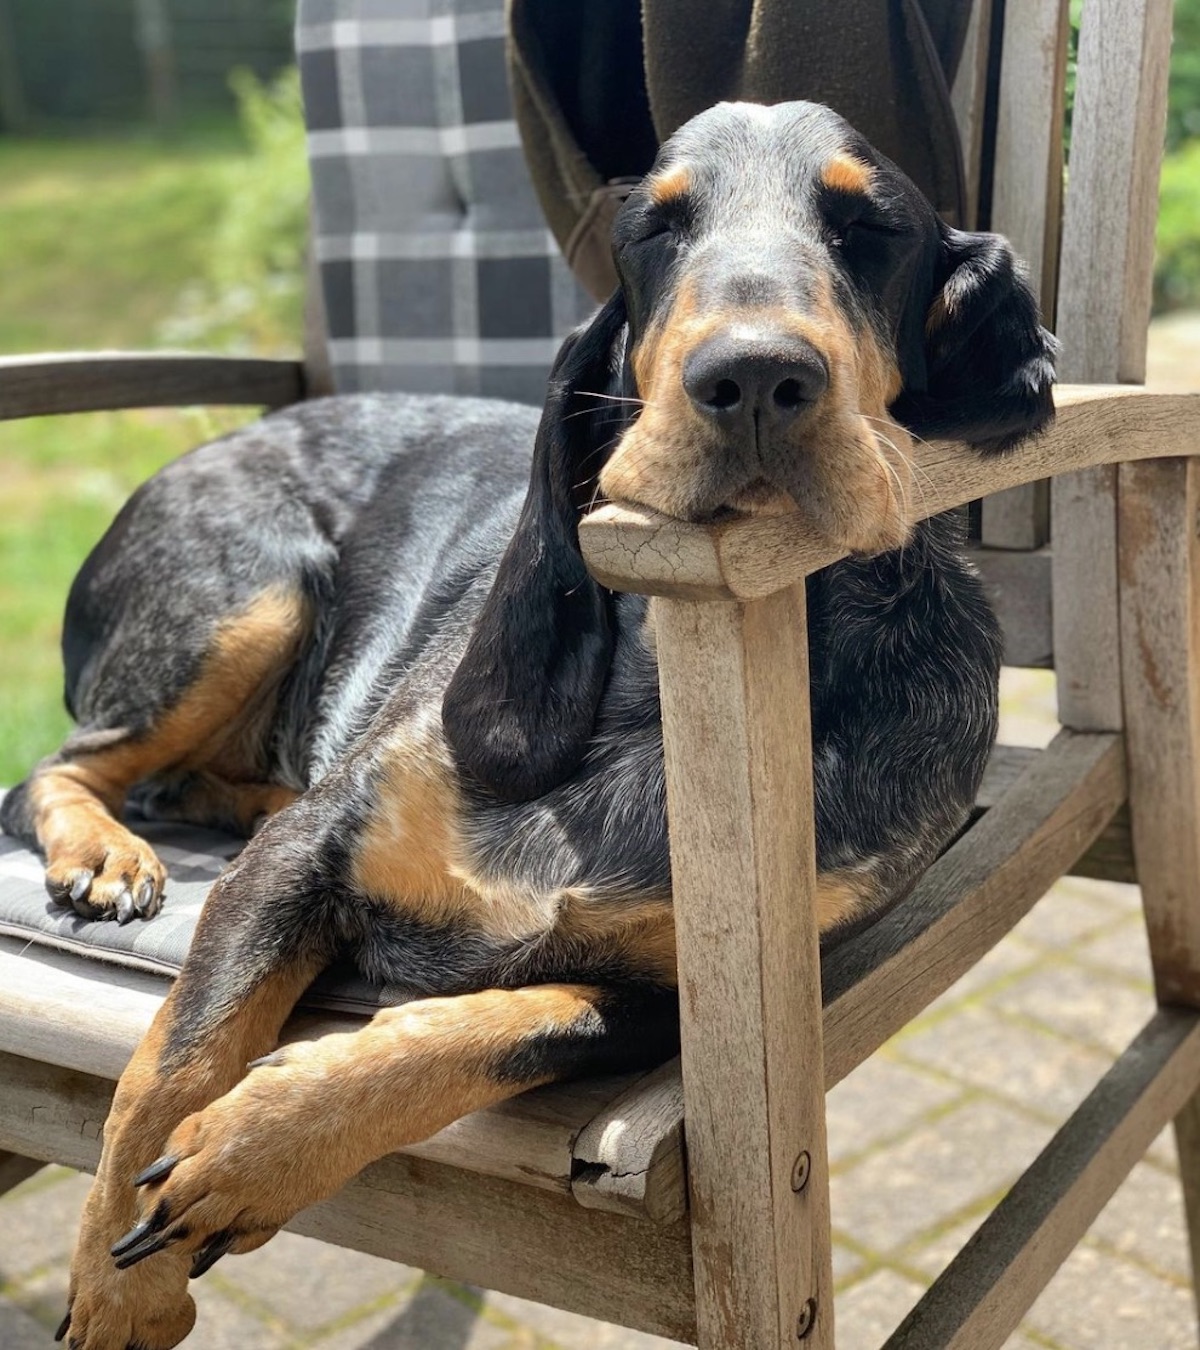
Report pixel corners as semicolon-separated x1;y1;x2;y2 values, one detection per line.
682;335;829;428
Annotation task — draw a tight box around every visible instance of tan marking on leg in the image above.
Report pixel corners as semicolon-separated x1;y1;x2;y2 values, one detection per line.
128;985;619;1254
815;869;881;931
648;163;691;207
67;948;323;1350
143;773;300;837
30;586;308;917
819;155;875;196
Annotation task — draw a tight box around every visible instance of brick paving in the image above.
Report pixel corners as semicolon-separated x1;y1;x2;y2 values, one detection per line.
3;325;1199;1347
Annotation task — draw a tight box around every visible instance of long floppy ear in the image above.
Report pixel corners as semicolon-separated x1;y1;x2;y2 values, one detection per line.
442;293;629;802
893;223;1059;453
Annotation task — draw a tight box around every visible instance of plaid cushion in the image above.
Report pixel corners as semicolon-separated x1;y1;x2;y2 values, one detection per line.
297;0;594;404
0;796;410;1016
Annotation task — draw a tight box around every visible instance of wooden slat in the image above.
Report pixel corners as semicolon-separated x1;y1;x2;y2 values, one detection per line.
885;1009;1200;1348
979;0;1068;553
0;352;306;420
821;730;1125;1088
571;1057;687;1224
949;0;995;230
972;546;1053;667
1118;455;1200;1311
0;1051;697;1343
0;941;661;1206
1052;0;1174;731
580;386;1200;601
656;587;834;1347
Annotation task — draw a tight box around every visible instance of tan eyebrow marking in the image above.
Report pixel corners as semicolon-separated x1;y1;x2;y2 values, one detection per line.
820;155;874;196
648;163;691;206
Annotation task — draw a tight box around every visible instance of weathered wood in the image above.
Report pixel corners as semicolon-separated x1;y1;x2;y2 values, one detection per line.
0;1050;697;1343
0;352;306;420
0;1150;43;1196
885;1009;1200;1349
580;386;1200;601
972;546;1053;667
1052;0;1174;731
656;587;833;1347
949;0;994;230
0;941;665;1207
572;1057;687;1224
1118;458;1200;1006
821;731;1125;1088
1118;455;1200;1331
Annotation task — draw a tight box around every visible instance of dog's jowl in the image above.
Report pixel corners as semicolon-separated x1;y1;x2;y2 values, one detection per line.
0;101;1056;1350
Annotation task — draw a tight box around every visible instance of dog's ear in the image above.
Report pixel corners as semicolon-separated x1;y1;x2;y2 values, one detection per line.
894;222;1059;452
443;294;629;802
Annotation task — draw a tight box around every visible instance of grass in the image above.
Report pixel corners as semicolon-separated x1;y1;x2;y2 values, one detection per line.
0;120;293;783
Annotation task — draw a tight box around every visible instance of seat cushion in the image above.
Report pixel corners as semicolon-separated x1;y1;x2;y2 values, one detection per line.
0;798;407;1016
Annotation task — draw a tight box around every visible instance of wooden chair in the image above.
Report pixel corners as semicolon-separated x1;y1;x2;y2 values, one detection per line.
1;0;1199;1345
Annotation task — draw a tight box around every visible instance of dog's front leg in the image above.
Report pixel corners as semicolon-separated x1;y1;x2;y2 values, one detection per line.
63;860;327;1350
106;982;678;1274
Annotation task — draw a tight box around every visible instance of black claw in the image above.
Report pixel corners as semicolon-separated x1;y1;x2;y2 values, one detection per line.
190;1229;236;1278
133;1155;179;1188
54;1310;71;1341
112;1222;188;1272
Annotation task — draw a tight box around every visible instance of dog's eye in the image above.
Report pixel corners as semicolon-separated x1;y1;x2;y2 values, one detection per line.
829;211;898;248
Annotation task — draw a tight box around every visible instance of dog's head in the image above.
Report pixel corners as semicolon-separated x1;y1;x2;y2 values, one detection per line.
445;100;1057;801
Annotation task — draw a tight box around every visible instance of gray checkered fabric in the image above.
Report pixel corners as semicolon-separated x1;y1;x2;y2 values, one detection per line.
297;0;594;403
0;796;407;1015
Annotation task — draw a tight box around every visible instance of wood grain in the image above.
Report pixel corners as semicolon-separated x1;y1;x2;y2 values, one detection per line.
972;546;1053;667
0;352;305;420
0;940;664;1206
1052;0;1174;730
580;386;1200;600
656;587;833;1347
885;1009;1200;1348
950;0;995;230
0;1050;697;1342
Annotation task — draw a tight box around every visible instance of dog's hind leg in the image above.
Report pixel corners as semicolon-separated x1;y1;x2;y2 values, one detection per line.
104;980;680;1282
2;585;310;922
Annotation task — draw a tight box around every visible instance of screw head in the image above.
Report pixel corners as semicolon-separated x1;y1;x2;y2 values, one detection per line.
790;1151;811;1192
796;1297;817;1340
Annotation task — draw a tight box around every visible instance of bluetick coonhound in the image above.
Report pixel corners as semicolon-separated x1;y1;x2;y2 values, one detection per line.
1;101;1056;1350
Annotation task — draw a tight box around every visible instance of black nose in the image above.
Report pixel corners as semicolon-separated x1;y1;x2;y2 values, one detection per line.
682;335;829;428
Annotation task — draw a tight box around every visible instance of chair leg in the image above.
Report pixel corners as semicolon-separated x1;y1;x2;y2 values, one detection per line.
654;586;834;1349
1118;456;1200;1339
0;1150;44;1197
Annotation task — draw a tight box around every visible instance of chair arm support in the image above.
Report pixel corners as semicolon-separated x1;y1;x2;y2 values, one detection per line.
579;384;1200;600
0;352;307;421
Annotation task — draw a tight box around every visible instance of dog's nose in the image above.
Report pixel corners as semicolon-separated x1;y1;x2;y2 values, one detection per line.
682;335;829;428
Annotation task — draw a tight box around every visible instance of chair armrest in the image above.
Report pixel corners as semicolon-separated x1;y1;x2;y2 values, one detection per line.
579;384;1200;600
0;351;307;421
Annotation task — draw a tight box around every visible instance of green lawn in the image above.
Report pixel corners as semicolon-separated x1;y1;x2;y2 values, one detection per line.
0;122;298;784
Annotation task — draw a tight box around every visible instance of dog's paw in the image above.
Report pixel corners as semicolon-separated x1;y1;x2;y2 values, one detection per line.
45;826;166;923
62;1229;195;1350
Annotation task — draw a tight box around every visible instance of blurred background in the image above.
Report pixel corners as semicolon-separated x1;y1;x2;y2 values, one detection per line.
0;0;1198;783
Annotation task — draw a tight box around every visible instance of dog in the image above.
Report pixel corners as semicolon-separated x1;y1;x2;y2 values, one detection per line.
1;100;1056;1349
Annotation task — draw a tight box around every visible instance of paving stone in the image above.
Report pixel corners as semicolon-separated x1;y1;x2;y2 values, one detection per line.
1024;1241;1196;1350
990;961;1154;1057
4;1261;71;1332
188;1281;297;1350
832;1242;866;1285
831;1100;1053;1252
1007;878;1131;952
212;1229;418;1332
316;1278;506;1349
0;1169;92;1278
896;1004;1111;1120
1075;917;1155;987
905;1216;984;1280
997;667;1058;749
833;1269;925;1350
1087;1161;1191;1282
826;1056;962;1166
484;1290;690;1348
0;1301;51;1350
